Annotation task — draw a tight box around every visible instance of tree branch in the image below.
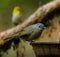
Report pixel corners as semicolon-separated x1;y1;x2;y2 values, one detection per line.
0;0;60;46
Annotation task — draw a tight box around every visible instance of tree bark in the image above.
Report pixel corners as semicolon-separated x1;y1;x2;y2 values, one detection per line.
0;0;60;46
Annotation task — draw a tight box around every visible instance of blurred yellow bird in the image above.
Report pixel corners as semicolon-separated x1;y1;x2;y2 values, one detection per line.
12;6;22;25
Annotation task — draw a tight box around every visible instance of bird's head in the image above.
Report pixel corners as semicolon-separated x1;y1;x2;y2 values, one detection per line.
14;6;21;11
35;23;46;29
12;6;21;16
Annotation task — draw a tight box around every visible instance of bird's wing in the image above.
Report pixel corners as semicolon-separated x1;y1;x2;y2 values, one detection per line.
20;31;31;37
20;26;33;37
28;30;41;40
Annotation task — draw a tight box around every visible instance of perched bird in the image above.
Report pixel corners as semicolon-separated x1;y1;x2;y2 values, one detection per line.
20;23;46;41
12;6;22;25
16;23;46;57
11;6;22;49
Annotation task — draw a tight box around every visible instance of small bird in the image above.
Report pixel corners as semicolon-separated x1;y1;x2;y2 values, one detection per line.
12;6;22;25
16;23;46;57
11;6;22;49
20;23;46;41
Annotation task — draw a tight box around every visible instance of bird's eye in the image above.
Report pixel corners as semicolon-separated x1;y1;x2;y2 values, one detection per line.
39;26;41;28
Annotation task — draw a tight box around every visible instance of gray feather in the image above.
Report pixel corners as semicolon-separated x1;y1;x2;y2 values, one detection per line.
20;23;46;41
